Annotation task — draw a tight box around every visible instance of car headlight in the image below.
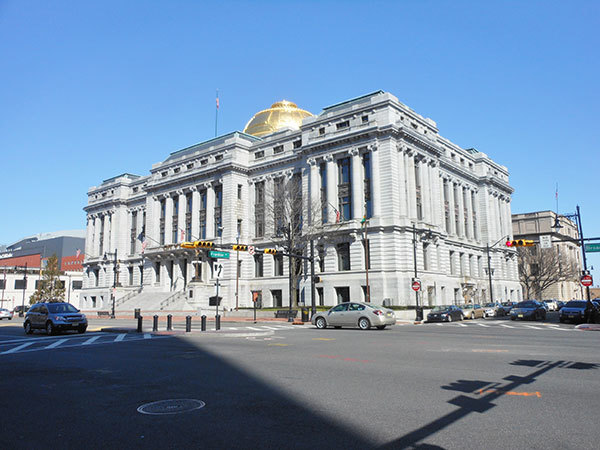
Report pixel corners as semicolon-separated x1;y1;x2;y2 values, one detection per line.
54;315;67;322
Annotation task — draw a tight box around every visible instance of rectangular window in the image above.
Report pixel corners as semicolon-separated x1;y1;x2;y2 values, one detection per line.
255;181;265;237
271;289;283;307
72;280;83;290
0;280;4;289
199;189;207;239
293;140;301;149
449;251;455;275
317;287;324;306
187;163;194;170
363;152;372;218
453;184;460;235
254;254;263;278
159;199;166;245
319;127;325;135
214;184;223;237
362;115;369;123
201;159;208;166
459;252;465;276
477;255;483;277
273;145;284;154
320;163;328;223
274;254;284;276
237;219;242;237
273;177;285;235
130;210;138;254
215;154;223;161
172;197;179;243
255;150;264;159
443;180;451;231
463;188;469;239
99;216;105;255
337;157;352;221
15;279;26;289
472;191;478;240
237;184;242;200
336;120;349;130
94;269;99;287
155;262;161;283
174;167;180;174
423;243;429;271
128;267;134;285
318;245;326;272
337;243;351;271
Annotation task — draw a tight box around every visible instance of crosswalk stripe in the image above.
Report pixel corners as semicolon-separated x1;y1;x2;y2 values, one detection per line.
245;327;262;331
226;327;239;330
82;336;101;345
524;325;542;330
261;326;280;330
477;323;490;327
2;342;35;354
436;323;443;326
114;334;126;342
45;339;68;349
144;333;152;339
458;323;468;327
500;324;515;328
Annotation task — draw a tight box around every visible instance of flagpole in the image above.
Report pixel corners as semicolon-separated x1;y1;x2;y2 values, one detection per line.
215;89;219;137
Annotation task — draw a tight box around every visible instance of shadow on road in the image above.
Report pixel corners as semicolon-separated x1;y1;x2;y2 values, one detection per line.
379;359;598;449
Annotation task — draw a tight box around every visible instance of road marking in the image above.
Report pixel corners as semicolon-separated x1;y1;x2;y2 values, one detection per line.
261;326;281;330
524;325;542;330
477;323;490;327
268;343;289;346
478;388;541;398
144;333;152;339
2;342;35;354
436;323;443;326
458;323;468;327
318;355;372;363
245;327;262;331
114;334;126;342
472;349;509;353
45;339;68;349
82;336;102;345
312;338;336;341
500;324;515;328
226;327;239;330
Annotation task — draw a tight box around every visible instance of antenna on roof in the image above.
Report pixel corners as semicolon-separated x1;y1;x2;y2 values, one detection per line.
215;89;219;137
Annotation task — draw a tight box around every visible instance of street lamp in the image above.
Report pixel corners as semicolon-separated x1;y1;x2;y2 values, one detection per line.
412;225;434;321
485;236;509;304
19;263;28;317
103;250;118;319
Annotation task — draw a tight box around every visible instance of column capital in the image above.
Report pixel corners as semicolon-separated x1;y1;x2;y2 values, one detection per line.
349;147;360;157
324;154;334;163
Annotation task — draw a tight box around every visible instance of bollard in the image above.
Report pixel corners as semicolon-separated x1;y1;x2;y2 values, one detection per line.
185;315;192;332
167;314;172;331
137;315;143;333
201;315;206;332
215;314;221;331
153;315;158;332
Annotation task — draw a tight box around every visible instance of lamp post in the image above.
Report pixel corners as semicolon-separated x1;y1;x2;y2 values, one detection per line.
412;225;422;321
104;250;118;319
362;217;370;302
20;263;28;317
485;236;509;304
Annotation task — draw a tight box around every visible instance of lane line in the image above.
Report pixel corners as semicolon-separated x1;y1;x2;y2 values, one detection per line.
144;333;152;339
82;336;102;345
477;323;490;327
457;323;468;327
114;334;126;342
245;327;263;331
2;342;35;354
45;339;68;349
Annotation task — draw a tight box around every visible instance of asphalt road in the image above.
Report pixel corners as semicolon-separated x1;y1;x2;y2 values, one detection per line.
1;315;598;449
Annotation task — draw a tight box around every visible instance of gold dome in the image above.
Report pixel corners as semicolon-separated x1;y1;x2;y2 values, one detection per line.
243;100;313;137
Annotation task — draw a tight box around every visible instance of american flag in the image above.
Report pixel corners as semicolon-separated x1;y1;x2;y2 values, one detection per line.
141;240;147;254
216;96;219;109
180;229;185;242
335;209;341;223
75;249;81;258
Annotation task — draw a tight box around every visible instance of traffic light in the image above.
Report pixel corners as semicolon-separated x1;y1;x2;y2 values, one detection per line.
313;276;322;283
263;248;278;254
232;244;248;251
196;241;214;248
506;239;535;247
180;242;196;249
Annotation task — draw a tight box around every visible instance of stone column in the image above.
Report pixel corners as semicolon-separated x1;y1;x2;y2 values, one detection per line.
406;153;417;220
397;147;408;217
370;144;381;218
351;148;364;219
448;181;456;236
456;184;465;237
309;159;319;226
86;216;94;257
165;195;174;244
177;190;186;243
466;188;474;241
191;187;200;241
206;183;215;239
326;155;336;223
421;159;432;223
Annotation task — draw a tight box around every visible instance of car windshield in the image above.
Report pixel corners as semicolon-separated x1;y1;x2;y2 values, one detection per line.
48;303;79;313
461;305;473;310
484;303;496;307
365;304;385;310
565;301;587;308
431;306;449;312
515;301;537;308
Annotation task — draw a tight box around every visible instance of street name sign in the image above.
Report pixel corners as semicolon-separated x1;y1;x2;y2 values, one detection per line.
581;274;593;287
584;243;600;253
539;235;552;249
209;250;230;259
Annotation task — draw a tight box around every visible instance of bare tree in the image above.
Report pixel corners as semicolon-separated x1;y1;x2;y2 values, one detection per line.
517;246;578;299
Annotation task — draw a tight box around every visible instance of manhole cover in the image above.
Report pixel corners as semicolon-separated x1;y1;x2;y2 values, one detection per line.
137;399;205;415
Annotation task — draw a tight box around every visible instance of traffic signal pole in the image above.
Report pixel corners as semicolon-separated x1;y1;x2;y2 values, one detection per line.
412;225;421;321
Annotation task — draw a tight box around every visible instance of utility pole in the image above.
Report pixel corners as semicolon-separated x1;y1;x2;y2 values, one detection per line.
310;239;316;318
235;233;239;311
362;217;370;302
486;244;494;303
111;249;118;319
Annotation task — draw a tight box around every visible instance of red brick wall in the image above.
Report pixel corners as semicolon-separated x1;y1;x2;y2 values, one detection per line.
0;254;41;268
61;254;84;272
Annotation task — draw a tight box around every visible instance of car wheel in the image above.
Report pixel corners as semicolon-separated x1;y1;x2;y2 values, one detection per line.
8;317;11;320
46;321;55;336
334;326;341;329
315;317;327;329
358;317;371;330
447;315;453;322
460;314;464;321
24;321;33;334
559;318;564;323
376;325;386;330
78;326;87;334
510;316;516;321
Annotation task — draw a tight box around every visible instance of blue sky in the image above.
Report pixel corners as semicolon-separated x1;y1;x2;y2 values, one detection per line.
1;1;599;282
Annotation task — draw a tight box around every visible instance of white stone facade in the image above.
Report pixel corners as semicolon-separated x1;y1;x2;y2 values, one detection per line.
82;91;521;310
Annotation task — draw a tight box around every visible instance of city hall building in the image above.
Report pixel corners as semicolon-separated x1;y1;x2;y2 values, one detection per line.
81;91;521;311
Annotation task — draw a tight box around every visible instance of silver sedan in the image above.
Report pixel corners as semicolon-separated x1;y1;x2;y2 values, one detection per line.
311;302;396;330
0;308;14;320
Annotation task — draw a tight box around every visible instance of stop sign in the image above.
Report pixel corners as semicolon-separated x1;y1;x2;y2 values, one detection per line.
412;280;421;291
581;274;593;287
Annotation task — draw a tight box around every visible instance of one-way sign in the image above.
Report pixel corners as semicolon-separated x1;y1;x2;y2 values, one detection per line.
213;262;224;279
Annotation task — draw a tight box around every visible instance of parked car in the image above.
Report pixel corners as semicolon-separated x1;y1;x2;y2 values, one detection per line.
556;301;566;310
559;300;588;324
426;305;464;322
543;300;559;311
0;308;14;320
459;304;485;319
483;302;506;318
312;302;396;330
13;305;30;315
501;302;516;314
23;302;88;335
510;300;547;321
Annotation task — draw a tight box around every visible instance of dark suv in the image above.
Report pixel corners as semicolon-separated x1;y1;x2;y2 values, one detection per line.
24;302;88;335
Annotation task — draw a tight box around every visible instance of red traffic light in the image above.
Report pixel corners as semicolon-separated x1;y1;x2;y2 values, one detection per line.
506;241;514;247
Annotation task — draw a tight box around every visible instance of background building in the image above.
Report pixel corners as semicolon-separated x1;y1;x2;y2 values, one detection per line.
512;210;583;301
82;91;521;312
0;231;85;310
